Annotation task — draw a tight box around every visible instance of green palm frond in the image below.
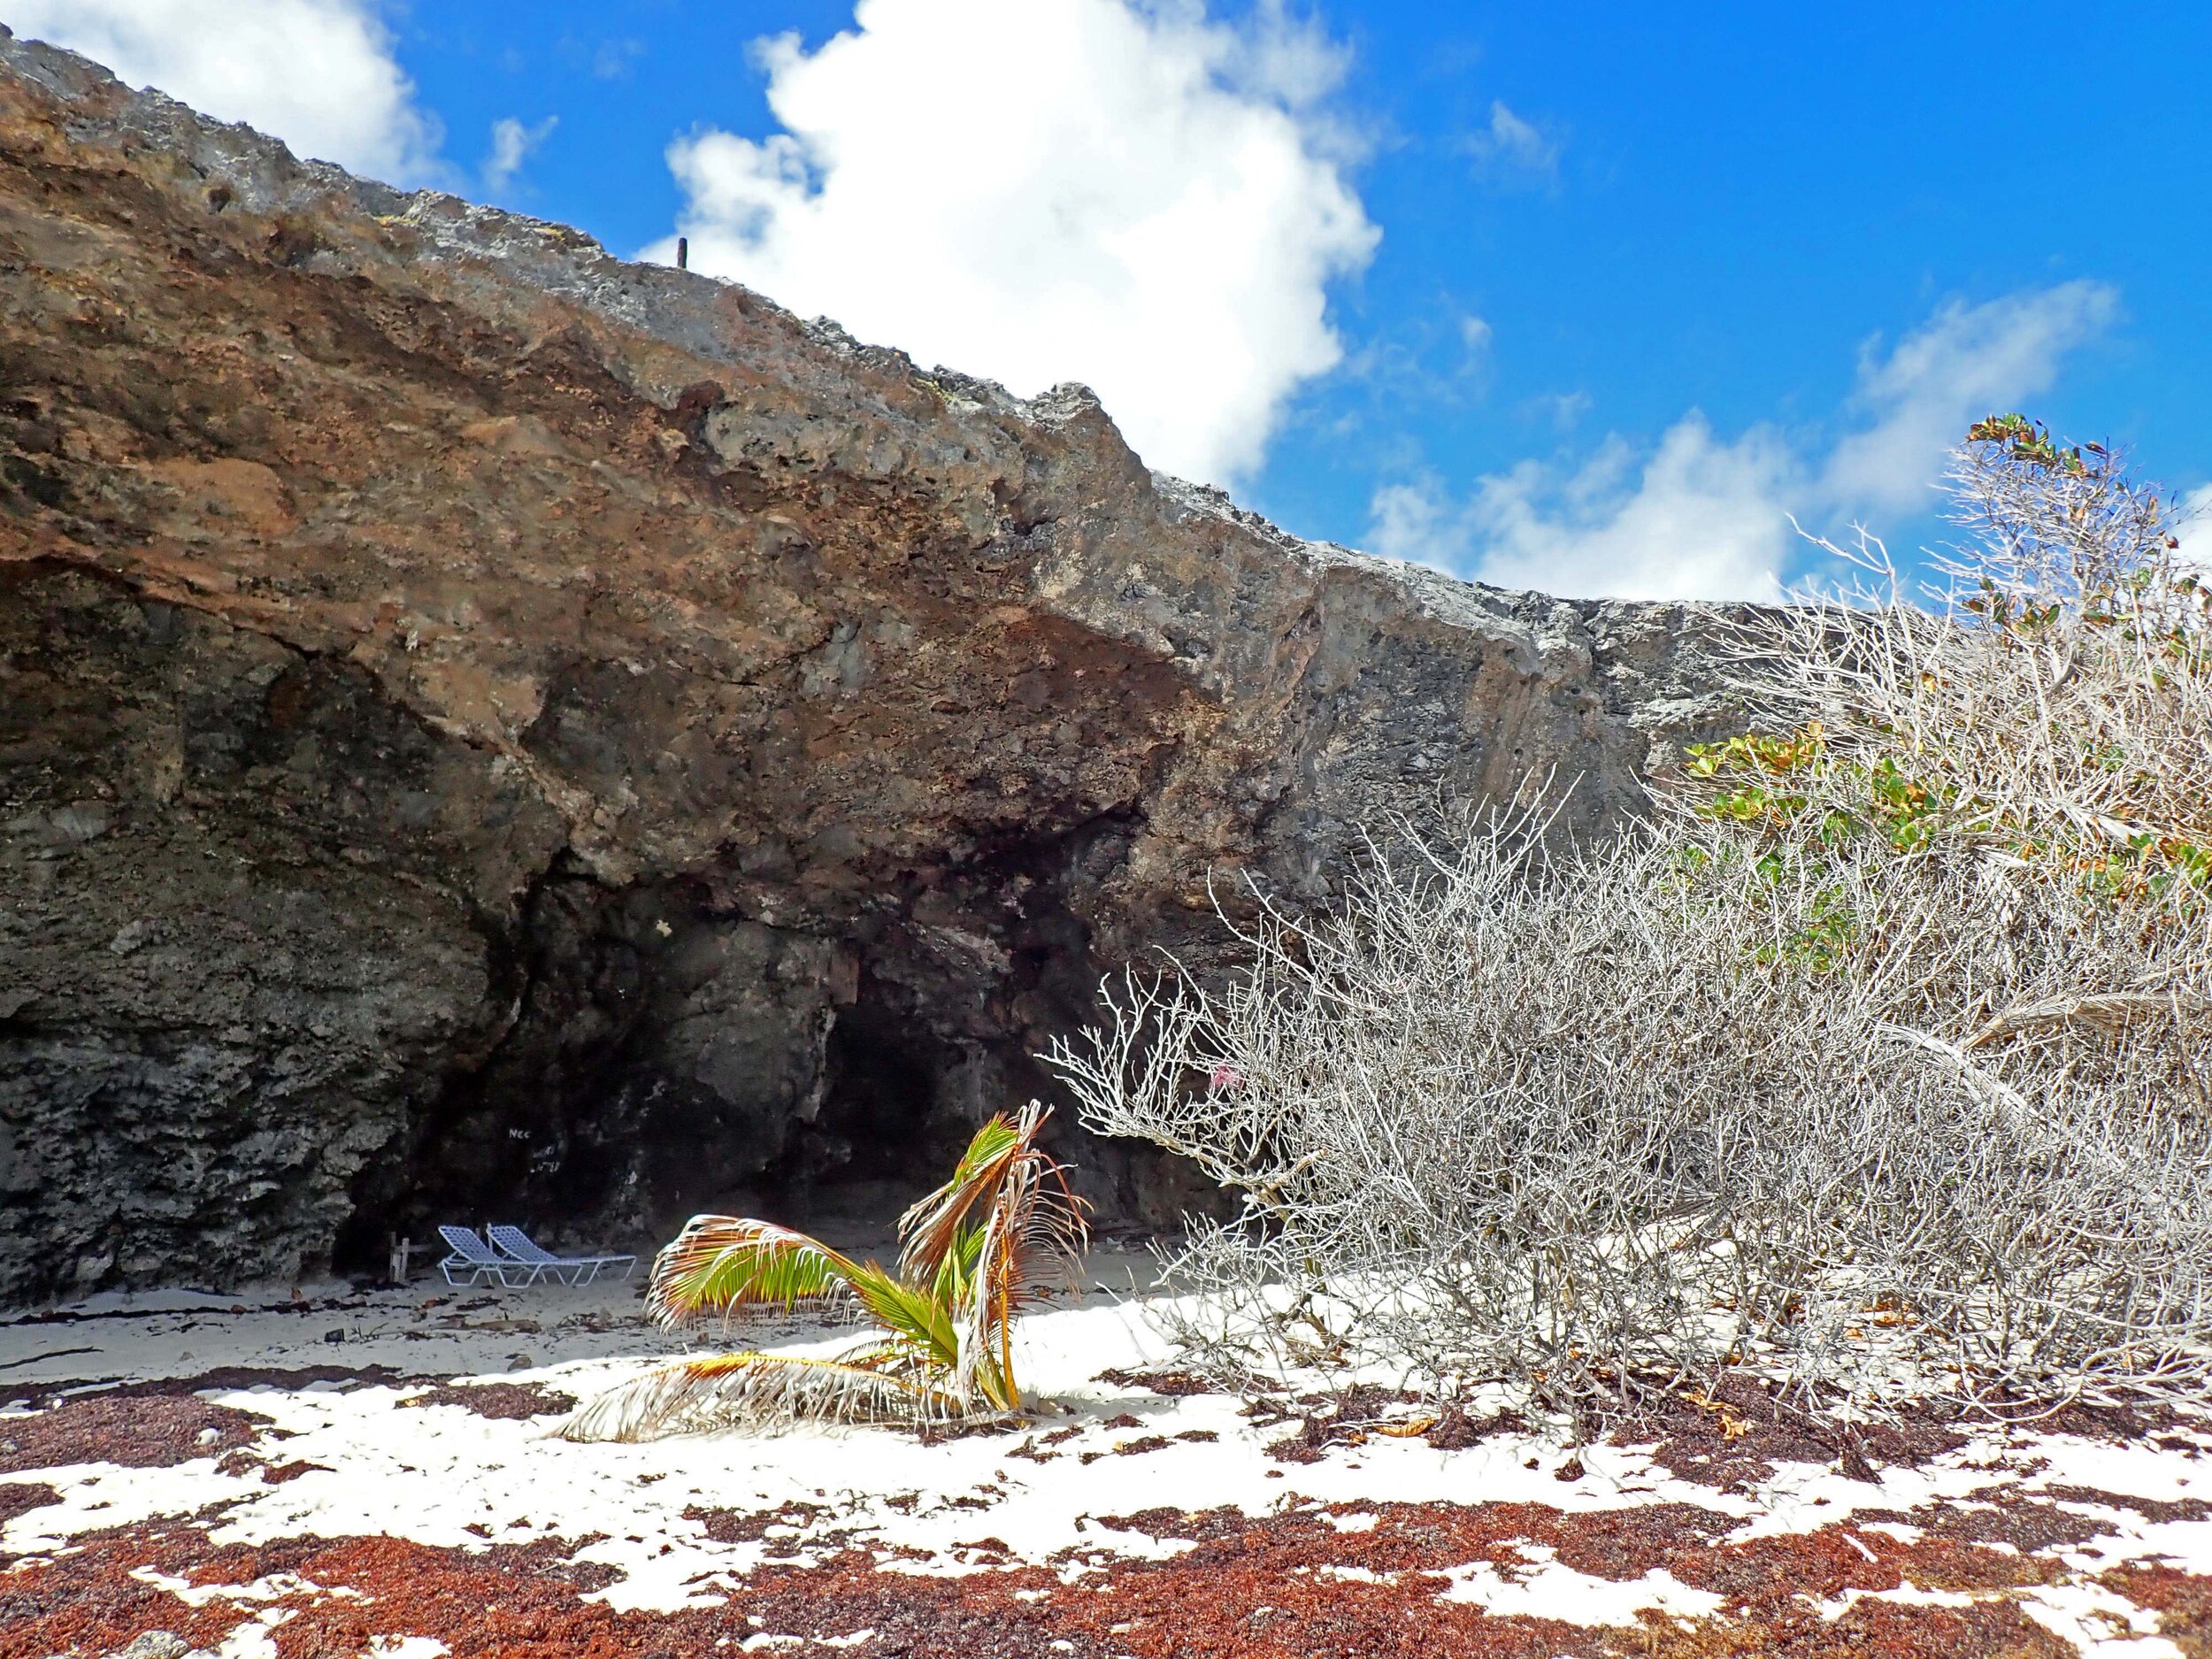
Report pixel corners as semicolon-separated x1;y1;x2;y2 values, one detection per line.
646;1215;867;1327
567;1098;1091;1440
841;1261;960;1370
900;1105;1092;1409
555;1348;972;1442
925;1224;987;1309
896;1112;1027;1284
898;1102;1090;1297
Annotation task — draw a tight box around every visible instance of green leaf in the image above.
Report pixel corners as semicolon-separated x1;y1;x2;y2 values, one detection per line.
645;1216;866;1327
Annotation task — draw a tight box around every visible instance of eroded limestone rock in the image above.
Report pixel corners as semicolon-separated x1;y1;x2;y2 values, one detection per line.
0;35;1741;1300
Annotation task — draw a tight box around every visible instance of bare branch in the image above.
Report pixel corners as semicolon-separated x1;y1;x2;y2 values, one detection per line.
1054;424;2212;1432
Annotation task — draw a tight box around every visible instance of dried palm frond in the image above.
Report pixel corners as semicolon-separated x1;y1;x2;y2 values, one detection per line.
898;1102;1090;1405
556;1349;968;1442
897;1102;1087;1294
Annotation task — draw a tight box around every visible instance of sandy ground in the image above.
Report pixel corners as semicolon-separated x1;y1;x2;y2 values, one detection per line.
4;1256;2211;1658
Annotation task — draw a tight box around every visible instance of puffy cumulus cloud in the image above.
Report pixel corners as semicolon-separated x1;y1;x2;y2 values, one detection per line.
1368;283;2120;602
8;0;443;185
653;0;1378;487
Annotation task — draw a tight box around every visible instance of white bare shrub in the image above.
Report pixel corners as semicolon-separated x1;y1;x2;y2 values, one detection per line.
1049;419;2212;1428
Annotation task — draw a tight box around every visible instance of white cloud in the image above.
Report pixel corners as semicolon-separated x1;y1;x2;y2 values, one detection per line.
1523;389;1592;434
1820;280;2120;513
1368;283;2120;602
1369;419;1799;603
1460;315;1494;354
8;0;444;186
653;0;1377;487
483;115;557;193
2177;485;2212;578
592;37;646;81
1464;99;1558;184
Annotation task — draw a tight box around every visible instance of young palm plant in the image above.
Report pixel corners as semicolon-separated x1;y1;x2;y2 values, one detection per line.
558;1102;1089;1440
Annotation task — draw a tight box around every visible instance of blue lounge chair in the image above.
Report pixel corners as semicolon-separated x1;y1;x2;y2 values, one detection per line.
436;1225;536;1287
488;1224;636;1286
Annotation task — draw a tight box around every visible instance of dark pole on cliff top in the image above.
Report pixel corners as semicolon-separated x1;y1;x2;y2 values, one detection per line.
677;237;687;271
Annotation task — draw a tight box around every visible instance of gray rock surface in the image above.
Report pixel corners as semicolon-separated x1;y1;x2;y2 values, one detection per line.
0;34;1746;1301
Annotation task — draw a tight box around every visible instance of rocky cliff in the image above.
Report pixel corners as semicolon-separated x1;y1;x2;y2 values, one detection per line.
0;34;1740;1302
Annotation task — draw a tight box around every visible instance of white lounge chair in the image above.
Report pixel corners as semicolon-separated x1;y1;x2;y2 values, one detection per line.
488;1224;636;1286
436;1224;537;1287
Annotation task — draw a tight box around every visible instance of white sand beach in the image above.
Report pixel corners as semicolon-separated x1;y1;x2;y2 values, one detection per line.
5;1263;2210;1658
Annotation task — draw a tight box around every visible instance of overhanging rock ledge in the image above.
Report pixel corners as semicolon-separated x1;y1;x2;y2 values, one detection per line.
0;34;1743;1300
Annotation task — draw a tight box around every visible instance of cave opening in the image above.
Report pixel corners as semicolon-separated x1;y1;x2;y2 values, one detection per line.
753;990;961;1241
329;949;982;1282
324;848;1110;1285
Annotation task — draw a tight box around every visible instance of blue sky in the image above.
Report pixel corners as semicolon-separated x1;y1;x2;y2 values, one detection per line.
15;1;2209;597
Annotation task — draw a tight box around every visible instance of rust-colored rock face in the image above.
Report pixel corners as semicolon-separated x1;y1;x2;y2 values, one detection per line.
0;36;1740;1300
